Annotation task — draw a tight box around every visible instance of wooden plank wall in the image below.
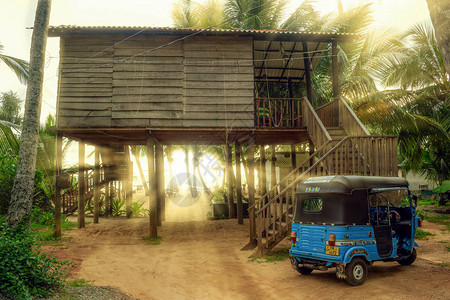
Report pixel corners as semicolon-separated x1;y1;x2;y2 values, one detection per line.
111;35;184;127
57;34;254;128
183;36;254;127
58;35;114;127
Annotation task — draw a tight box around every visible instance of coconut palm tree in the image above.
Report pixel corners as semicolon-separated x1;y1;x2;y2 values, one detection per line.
352;22;449;184
0;43;29;84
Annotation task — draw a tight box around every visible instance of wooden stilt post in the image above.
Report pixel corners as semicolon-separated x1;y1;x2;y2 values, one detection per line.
303;42;313;105
235;141;243;224
155;141;164;226
93;147;100;223
147;135;157;238
55;132;62;238
271;145;276;197
291;145;297;171
309;140;314;167
109;181;114;216
260;145;267;203
332;39;339;125
226;143;235;219
78;142;86;228
248;139;256;242
124;146;132;218
104;181;110;217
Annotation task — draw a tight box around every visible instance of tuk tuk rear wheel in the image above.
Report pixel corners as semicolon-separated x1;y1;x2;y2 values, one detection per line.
297;266;313;275
345;258;367;286
397;248;417;266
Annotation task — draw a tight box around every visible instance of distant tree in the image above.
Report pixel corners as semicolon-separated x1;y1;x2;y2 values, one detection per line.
0;91;23;125
0;43;29;84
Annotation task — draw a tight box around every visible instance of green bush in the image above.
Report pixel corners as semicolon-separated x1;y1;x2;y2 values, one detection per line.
131;201;149;217
0;219;71;299
0;153;52;215
112;198;125;216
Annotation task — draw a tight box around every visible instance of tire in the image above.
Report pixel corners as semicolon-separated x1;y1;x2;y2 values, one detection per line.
345;258;368;286
397;248;417;266
297;266;313;275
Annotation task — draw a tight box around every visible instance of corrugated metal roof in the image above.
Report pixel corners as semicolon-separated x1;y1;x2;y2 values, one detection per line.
48;25;357;39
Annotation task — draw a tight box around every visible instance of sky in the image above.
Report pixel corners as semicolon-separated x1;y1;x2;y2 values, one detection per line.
0;0;431;123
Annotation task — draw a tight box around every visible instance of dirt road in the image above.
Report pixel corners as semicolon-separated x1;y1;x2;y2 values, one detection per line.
46;218;450;300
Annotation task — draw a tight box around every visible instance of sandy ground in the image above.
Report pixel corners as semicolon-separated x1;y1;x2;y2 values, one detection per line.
43;211;450;300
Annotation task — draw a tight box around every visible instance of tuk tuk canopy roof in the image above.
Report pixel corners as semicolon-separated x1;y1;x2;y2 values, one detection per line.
297;176;409;195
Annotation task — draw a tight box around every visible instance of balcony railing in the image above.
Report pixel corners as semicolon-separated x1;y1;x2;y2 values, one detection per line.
254;98;303;128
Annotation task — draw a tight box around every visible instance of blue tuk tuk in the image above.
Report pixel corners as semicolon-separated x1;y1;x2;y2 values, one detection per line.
289;175;422;286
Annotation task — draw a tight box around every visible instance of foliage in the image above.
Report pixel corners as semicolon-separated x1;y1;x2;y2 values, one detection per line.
351;22;449;185
0;42;29;84
249;247;290;263
67;278;93;287
0;219;70;299
415;228;435;240
209;186;228;203
0;153;49;215
142;236;163;245
0;91;23;125
130;201;149;217
111;198;126;217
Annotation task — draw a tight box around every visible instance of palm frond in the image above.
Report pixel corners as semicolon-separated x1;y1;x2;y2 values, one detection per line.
0;42;29;84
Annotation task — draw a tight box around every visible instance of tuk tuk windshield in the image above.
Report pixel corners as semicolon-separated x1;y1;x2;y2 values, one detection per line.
369;188;410;207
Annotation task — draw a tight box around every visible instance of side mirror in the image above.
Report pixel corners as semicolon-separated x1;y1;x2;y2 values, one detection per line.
412;195;418;207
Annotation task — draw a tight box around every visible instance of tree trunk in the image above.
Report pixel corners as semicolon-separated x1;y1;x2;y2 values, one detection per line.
7;0;52;227
427;0;450;73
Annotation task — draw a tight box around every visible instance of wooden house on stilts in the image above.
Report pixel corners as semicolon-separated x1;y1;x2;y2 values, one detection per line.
49;26;398;256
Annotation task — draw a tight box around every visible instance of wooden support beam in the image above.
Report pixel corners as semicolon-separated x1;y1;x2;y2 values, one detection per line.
155;141;164;225
78;142;86;228
260;146;267;200
271;145;277;197
226;143;235;219
54;132;62;238
332;39;339;100
248;139;256;242
124;146;132;218
309;140;314;167
303;42;313;105
93;147;100;223
109;181;114;215
291;145;297;171
332;39;340;126
147;135;157;238
104;181;110;217
235;141;243;224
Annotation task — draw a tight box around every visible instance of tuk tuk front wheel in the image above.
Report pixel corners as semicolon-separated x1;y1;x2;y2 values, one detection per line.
345;258;367;286
397;248;417;266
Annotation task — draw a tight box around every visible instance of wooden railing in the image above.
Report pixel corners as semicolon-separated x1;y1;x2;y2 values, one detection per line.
254;98;303;128
338;98;370;136
315;100;339;127
301;97;332;149
252;135;398;256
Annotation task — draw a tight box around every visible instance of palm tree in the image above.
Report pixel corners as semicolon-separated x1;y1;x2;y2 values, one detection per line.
0;43;29;84
352;22;449;184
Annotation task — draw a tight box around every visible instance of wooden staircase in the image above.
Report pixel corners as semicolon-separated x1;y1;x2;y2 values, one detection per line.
248;97;399;256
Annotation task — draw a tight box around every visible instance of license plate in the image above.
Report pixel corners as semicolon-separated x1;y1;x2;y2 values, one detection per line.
326;246;339;256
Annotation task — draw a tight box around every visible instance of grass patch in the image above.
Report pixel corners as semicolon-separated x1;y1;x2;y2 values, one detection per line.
437;262;448;267
142;236;163;245
415;229;435;240
67;278;93;287
425;213;450;231
249;248;290;263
